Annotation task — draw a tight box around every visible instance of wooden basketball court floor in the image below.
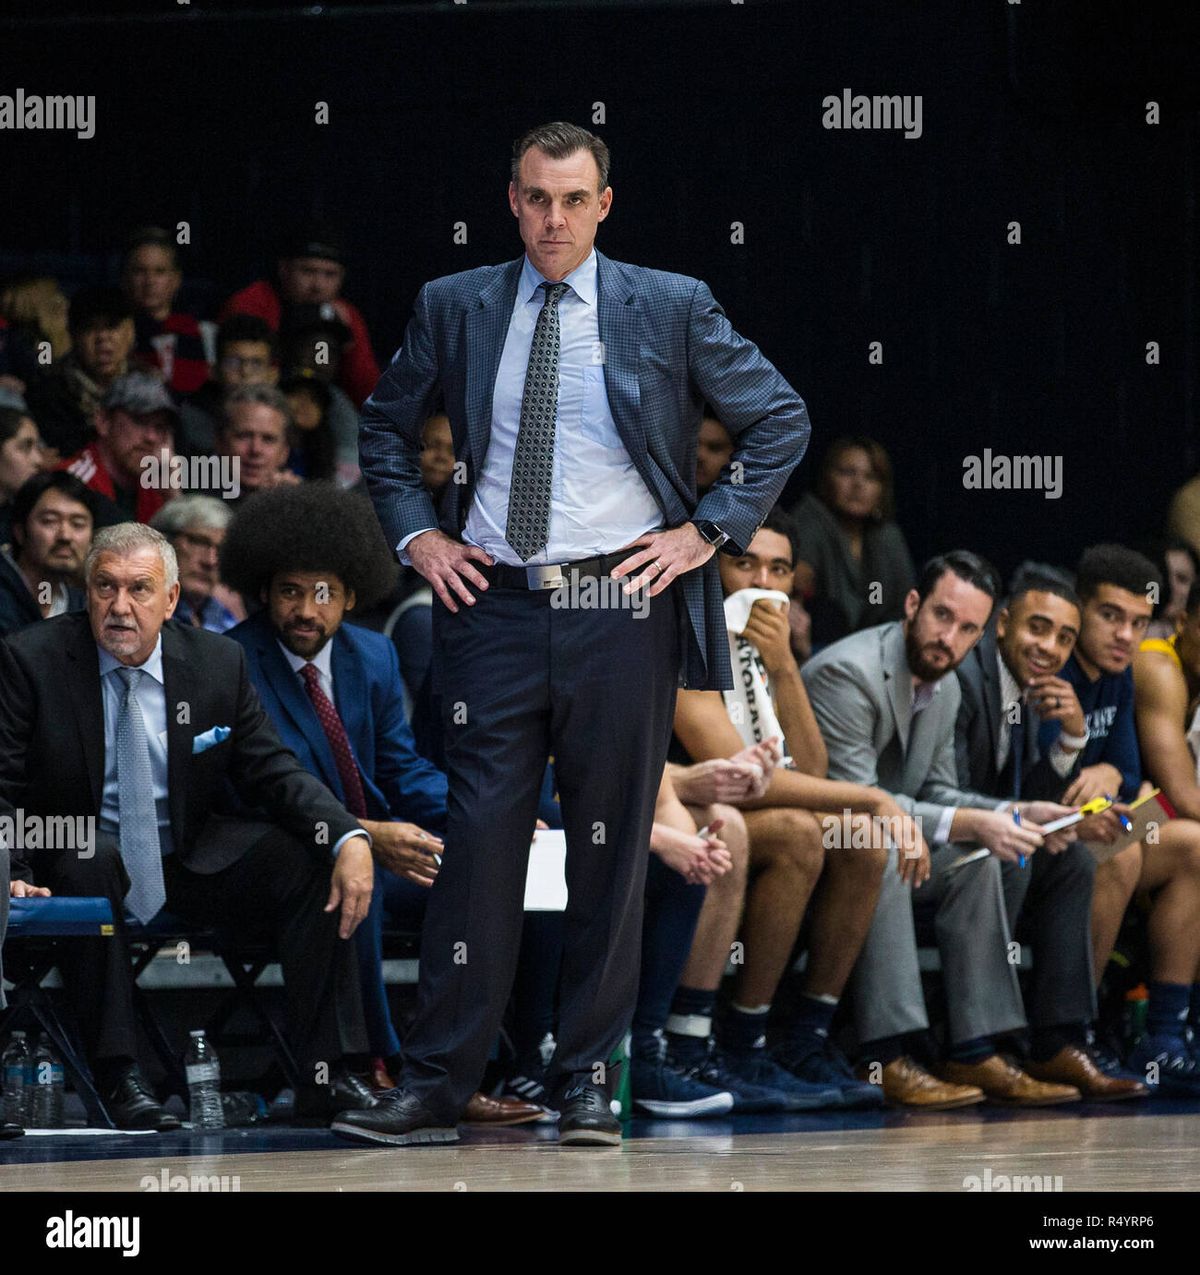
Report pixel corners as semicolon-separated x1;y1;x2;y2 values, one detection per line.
3;1101;1199;1192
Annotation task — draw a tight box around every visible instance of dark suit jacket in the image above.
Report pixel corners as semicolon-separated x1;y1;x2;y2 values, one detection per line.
954;627;1078;801
0;551;85;640
359;249;811;691
0;612;363;883
228;612;447;832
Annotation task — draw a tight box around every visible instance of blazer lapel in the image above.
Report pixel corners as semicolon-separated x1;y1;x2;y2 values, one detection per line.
162;624;194;842
330;629;368;770
464;258;523;508
64;616;104;812
881;623;913;755
594;251;648;469
977;632;1004;760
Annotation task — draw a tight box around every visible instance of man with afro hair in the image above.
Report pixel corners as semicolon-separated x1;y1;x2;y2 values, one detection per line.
221;483;543;1124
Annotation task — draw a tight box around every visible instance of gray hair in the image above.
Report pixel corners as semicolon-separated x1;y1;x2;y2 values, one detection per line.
85;522;179;591
218;382;292;433
511;121;610;194
150;494;233;538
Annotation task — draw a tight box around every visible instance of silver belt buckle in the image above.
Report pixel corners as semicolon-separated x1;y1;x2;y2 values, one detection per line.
526;563;565;590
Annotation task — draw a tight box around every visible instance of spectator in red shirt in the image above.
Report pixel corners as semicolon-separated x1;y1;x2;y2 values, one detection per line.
218;227;380;407
61;370;178;525
121;227;211;397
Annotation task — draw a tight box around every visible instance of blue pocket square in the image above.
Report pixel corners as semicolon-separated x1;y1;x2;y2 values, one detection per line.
192;726;232;755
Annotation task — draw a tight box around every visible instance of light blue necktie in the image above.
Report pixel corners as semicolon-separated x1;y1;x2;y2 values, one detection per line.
506;281;569;561
114;667;166;924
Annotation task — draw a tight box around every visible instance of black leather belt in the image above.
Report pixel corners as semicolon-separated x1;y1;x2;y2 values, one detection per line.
481;547;640;591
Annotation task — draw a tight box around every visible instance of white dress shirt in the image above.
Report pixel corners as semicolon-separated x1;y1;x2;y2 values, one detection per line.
400;249;664;565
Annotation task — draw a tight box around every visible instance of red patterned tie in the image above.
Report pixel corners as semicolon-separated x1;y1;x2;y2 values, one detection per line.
300;662;368;818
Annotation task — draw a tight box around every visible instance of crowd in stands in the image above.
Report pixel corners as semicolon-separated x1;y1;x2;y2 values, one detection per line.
4;229;1200;1135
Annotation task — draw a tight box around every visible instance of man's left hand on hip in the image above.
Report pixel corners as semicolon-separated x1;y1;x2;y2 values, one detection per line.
611;523;714;597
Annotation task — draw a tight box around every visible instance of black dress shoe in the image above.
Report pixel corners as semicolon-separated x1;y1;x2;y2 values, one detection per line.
331;1087;459;1146
558;1083;621;1146
105;1066;181;1132
1;1121;24;1139
293;1067;382;1123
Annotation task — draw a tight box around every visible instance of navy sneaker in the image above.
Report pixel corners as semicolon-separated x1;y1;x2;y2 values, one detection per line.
715;1043;842;1111
665;1039;791;1113
631;1034;734;1118
773;1036;886;1109
1084;1030;1141;1082
1128;1034;1200;1097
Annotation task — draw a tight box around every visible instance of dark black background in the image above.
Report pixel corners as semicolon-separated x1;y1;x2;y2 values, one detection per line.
2;0;1197;579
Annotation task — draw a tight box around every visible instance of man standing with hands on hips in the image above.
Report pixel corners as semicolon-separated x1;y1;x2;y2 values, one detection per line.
345;121;810;1146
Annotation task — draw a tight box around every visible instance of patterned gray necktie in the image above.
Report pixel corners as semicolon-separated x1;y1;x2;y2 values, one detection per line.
506;280;569;561
114;667;166;924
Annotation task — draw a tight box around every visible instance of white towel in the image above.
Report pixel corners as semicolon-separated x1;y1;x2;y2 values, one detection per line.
721;588;791;756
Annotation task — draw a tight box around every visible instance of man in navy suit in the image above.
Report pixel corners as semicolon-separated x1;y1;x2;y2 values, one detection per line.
351;120;810;1145
221;483;543;1125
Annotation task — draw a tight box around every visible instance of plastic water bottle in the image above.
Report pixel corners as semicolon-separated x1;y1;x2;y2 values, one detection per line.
29;1035;59;1128
49;1044;65;1128
185;1030;224;1129
1;1032;29;1126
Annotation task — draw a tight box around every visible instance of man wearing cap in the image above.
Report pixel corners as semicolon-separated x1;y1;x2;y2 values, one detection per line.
349;121;810;1147
60;370;178;525
219;228;381;408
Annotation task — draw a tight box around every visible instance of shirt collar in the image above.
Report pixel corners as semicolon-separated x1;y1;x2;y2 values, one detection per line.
277;635;334;683
519;247;597;307
97;632;165;685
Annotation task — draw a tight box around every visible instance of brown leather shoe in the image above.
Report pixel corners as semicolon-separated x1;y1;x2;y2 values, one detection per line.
1024;1046;1148;1101
940;1055;1080;1106
462;1091;545;1126
856;1056;984;1110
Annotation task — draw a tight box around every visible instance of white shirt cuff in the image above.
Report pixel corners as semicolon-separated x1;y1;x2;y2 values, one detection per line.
332;828;371;858
396;528;437;567
933;806;956;845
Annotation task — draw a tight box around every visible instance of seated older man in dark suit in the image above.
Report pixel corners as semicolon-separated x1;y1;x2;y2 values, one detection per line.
0;522;381;1129
220;483;542;1125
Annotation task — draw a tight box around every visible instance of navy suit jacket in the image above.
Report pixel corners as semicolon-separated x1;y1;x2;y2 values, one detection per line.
359;249;811;691
954;627;1077;802
0;551;85;639
228;612;448;832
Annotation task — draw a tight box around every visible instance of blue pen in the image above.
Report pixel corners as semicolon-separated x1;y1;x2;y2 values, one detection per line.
1013;807;1026;868
1105;793;1133;834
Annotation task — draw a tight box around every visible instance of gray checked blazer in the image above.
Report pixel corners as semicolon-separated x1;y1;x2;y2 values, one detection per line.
359;249;810;691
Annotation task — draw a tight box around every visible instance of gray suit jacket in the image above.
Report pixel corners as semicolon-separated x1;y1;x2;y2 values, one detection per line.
359;249;811;691
801;621;1005;834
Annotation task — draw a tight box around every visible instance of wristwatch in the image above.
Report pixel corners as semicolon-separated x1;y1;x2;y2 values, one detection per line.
689;519;732;552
